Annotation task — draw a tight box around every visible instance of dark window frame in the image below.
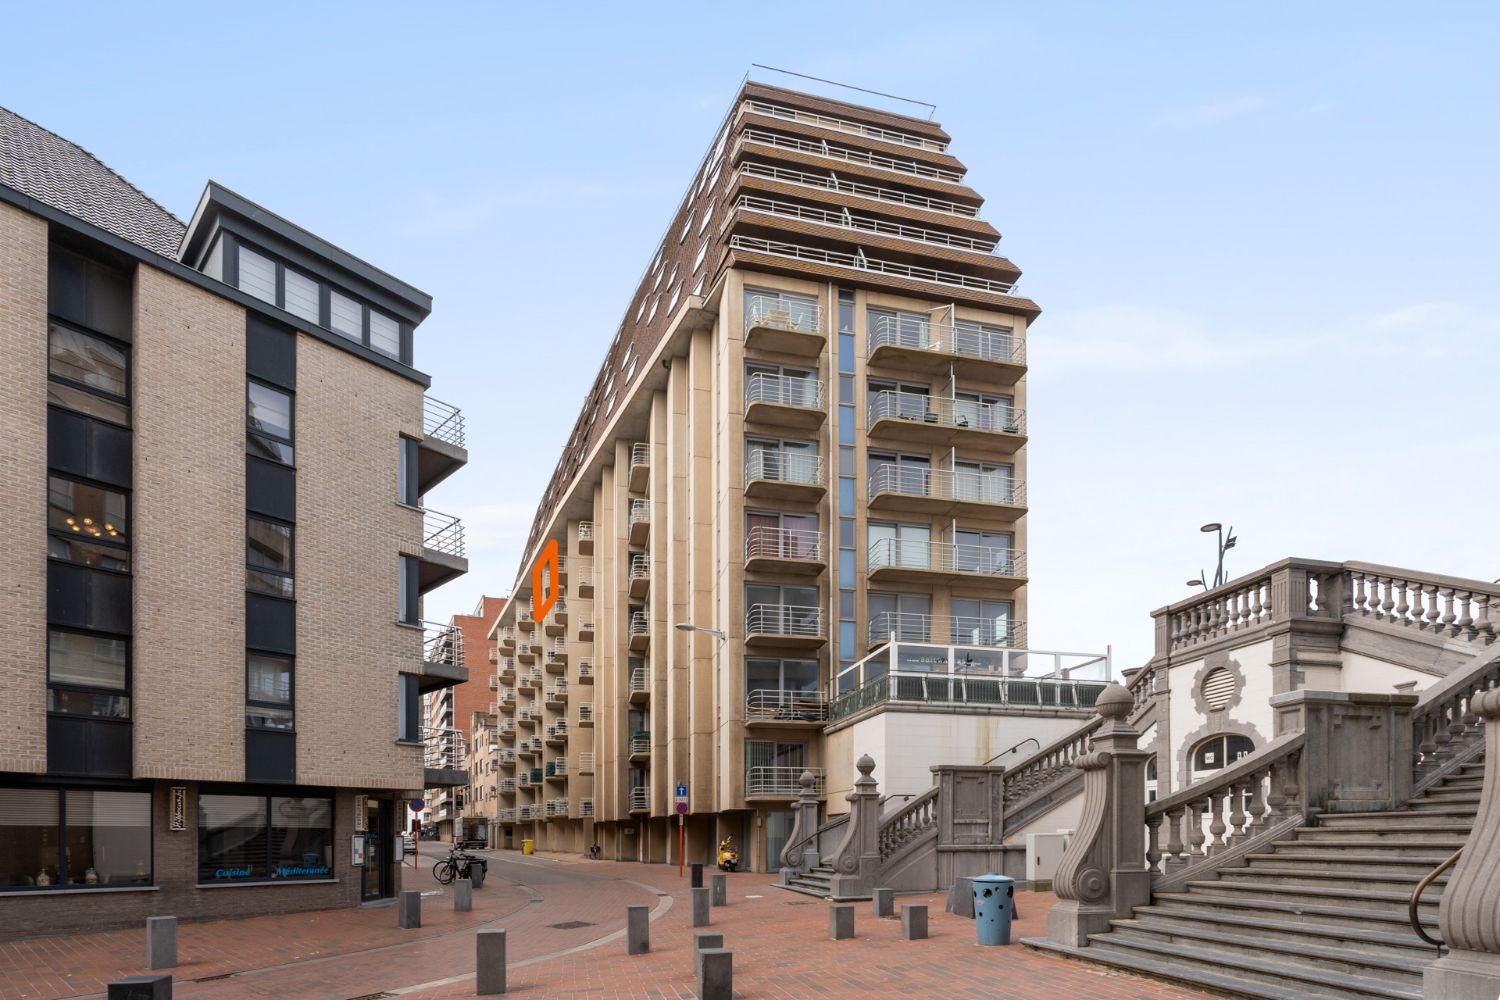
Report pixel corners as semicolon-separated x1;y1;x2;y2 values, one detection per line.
46;318;132;428
246;378;295;467
46;626;131;720
245;651;295;733
0;784;154;891
246;514;295;598
46;473;131;574
196;790;334;886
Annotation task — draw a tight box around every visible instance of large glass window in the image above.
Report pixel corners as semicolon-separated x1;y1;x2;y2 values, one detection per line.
283;268;321;325
47;477;129;570
369;311;400;358
246;653;293;730
247;381;294;465
1191;734;1255;776
951;598;1014;646
269;797;333;879
47;322;129;425
329;290;363;341
868;592;932;643
0;787;150;890
238;246;277;304
868;522;931;570
247;517;294;598
47;630;129;718
198;794;333;884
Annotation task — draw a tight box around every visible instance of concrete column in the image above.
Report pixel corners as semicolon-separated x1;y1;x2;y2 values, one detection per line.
693;931;724;980
827;755;882;899
454;877;472;912
476;928;506;995
697;948;732;1000
710;873;726;906
145;916;176;970
1424;688;1500;999
872;888;894;917
829;903;855;940
946;876;975;917
626;904;650;955
901;904;929;940
691;887;710;927
107;975;172;999
398;890;421;929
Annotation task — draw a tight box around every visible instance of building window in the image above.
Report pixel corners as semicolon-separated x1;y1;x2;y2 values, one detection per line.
399;554;419;625
399;438;420;506
47;475;129;569
0;787;151;890
283;268;321;326
238;246;277;304
329;290;363;342
47;629;129;719
369;311;400;358
247;517;294;598
1190;734;1254;776
247;381;294;465
247;653;293;731
47;321;129;426
399;673;420;742
745;657;819;705
198;794;332;883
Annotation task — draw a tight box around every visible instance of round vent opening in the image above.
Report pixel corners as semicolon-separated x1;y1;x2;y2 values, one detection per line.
1202;667;1236;711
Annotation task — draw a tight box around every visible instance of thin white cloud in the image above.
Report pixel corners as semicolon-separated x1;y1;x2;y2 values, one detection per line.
1153;95;1266;129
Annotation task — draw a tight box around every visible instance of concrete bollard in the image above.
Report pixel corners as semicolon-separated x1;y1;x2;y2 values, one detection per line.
691;862;704;888
145;916;177;970
398;889;422;929
947;876;975;918
107;975;172;999
693;931;724;980
697;947;732;1000
691;886;711;927
872;888;894;918
454;877;473;913
626;904;650;955
829;903;855;940
710;872;727;907
476;928;507;995
901;904;929;940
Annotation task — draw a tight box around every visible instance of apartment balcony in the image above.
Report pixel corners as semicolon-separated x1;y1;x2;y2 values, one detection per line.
518;771;532;789
545;641;568;673
867;466;1026;521
421;727;467;787
500;808;517;823
417;395;468;494
496;719;516;738
545;759;568;781
498;747;517;765
545;797;569;818
744;450;825;501
731;192;997;256
545;597;568;637
581;799;595;818
488;675;498;691
545;681;568;708
578;704;594;727
744;526;824;576
867;612;1027;651
629;442;651;493
745;604;826;649
545;723;569;747
628;498;650;545
739;97;950;154
577;520;593;555
518;602;534;628
498;656;516;682
525;667;544;688
497;625;515;650
737;127;967;187
629;784;650;812
578;752;595;775
518;805;537;821
577;617;594;642
742;291;824;357
628;667;649;705
575;558;594;597
418;620;467;692
868;392;1026;455
867;314;1027;384
628;611;650;652
498;690;517;713
499;778;516;794
744;372;825;430
517;708;537;728
745;689;828;726
514;633;536;664
577;660;594;684
517;739;540;758
733;162;991;233
867;539;1027;587
628;553;651;598
746;766;827;801
417;507;468;593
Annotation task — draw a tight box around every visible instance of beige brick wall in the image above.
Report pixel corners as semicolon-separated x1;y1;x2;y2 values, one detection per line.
295;333;424;789
133;264;247;781
0;202;50;774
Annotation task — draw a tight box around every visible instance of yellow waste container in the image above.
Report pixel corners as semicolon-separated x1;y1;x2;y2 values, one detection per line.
522;839;534;855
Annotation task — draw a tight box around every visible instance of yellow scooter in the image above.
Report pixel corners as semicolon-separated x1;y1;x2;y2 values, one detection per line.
716;836;739;872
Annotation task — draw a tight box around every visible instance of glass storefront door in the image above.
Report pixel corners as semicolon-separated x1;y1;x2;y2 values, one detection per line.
361;798;390;901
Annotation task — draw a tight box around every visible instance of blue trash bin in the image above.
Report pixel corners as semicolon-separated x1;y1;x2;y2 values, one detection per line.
971;872;1016;946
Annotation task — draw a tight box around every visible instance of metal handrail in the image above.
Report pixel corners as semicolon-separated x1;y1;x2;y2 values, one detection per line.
745;371;824;410
423;396;466;448
630;732;651;754
744;292;821;334
746;603;824;639
867;538;1026;578
745;525;824;563
629;611;649;637
745;449;824;487
629;667;648;693
868;464;1025;508
868;390;1025;436
630;442;650;470
740;128;964;183
737;162;977;220
734;194;995;253
746;689;828;721
577;521;593;540
730;236;1017;297
421;620;464;668
747;766;827;798
1410;847;1461;951
422;508;467;559
866;611;1026;648
867;314;1025;365
629;553;650;579
420;727;466;770
628;498;650;525
629;786;650;811
741;99;948;152
983;736;1041;767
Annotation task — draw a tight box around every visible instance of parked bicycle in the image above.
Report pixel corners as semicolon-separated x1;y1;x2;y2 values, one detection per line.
432;842;482;885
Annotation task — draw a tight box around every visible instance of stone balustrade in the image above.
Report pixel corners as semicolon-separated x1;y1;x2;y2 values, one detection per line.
1344;562;1500;643
1002;719;1100;809
878;787;938;861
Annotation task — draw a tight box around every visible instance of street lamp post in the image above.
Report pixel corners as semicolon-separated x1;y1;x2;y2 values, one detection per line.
1189;522;1238;590
674;622;727;643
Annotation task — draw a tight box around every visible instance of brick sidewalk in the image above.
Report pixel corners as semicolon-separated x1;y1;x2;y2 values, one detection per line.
0;852;1217;999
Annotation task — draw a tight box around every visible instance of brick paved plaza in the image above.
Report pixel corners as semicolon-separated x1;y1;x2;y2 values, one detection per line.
0;851;1217;999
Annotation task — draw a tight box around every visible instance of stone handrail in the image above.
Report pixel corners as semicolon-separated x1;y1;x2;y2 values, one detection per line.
878;786;939;861
1145;731;1305;891
1344;561;1500;645
1003;717;1101;808
1411;642;1500;781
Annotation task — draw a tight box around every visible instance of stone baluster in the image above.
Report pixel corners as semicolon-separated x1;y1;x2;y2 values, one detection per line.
1456;592;1475;637
1163;808;1186;875
1442;588;1459;634
1228;780;1248;841
1378;576;1394;619
1424;584;1441;629
1250;583;1264;624
1395;579;1411;623
1145;814;1163;875
1350;572;1367;615
1433;703;1455;763
1206;792;1227;856
1279;752;1302;819
1475;595;1495;643
1419;712;1439;765
1186;799;1206;860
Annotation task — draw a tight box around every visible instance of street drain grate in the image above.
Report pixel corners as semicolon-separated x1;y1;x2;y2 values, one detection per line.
191;974;236;983
547;920;596;930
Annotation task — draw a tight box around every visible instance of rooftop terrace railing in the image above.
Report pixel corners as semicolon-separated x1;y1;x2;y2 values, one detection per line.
734;194;996;253
741;99;949;153
423;508;467;559
730;236;1018;298
737;163;979;218
740;128;965;183
423;395;466;449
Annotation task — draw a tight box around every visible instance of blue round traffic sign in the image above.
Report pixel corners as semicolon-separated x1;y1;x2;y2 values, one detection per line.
409;799;424;812
675;801;688;815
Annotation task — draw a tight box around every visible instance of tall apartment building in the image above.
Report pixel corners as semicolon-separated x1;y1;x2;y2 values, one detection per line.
423;594;505;842
0;108;469;935
486;81;1108;872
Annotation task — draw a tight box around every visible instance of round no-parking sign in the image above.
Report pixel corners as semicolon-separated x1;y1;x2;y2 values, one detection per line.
409;799;424;813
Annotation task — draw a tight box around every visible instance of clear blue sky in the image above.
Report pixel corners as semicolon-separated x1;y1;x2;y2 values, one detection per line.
6;3;1497;670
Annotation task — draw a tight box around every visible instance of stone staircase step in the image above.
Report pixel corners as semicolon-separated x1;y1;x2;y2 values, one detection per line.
1123;906;1442;960
1109;920;1428;981
1266;837;1468;857
1207;866;1445;894
1244;853;1454;877
1294;827;1470;844
1184;879;1440;912
1151;891;1438;933
1026;936;1339;1000
1308;816;1473;831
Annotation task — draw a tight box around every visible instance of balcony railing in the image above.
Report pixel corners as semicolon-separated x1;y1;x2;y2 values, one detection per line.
500;779;516;794
745;371;824;410
867;539;1026;578
546;798;568;817
741;99;948;152
423;395;466;449
629;552;650;582
630;731;651;755
577;521;593;541
629;667;648;696
746;689;828;722
744;292;821;335
746;604;825;640
739;128;965;183
630;442;650;474
868;465;1025;508
868;314;1025;367
629;611;650;638
498;748;516;763
745;449;824;487
629;786;650;812
745;526;824;563
500;808;517;822
421;727;466;771
581;798;595;817
737;162;978;218
579;704;594;724
577;661;593;681
868;391;1025;437
578;752;595;773
629;498;650;528
422;508;467;559
747;766;827;798
868;612;1026;649
421;620;463;668
730;236;1017;298
487;647;499;665
547;759;568;777
734;194;995;253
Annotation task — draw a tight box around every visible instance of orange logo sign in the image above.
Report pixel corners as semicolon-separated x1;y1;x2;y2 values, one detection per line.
531;538;560;623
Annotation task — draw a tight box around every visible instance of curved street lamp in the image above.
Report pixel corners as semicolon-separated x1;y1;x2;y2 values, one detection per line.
1192;522;1238;590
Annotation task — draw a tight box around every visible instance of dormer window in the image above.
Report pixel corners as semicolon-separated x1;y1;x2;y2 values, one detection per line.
238;247;277;305
369;311;400;359
329;290;362;341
